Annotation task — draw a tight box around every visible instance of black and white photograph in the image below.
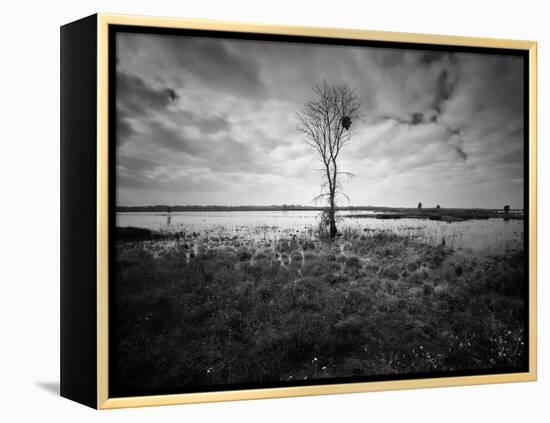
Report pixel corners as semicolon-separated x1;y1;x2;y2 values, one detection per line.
111;28;528;397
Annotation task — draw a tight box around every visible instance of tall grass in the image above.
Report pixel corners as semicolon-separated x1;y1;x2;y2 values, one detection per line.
112;231;525;393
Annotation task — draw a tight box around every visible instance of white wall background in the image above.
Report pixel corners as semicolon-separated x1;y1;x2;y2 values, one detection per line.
0;0;546;421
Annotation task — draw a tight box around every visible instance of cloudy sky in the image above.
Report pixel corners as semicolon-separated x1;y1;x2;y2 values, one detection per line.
116;32;525;208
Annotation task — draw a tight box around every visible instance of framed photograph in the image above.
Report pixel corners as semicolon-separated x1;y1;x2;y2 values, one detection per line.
60;14;537;409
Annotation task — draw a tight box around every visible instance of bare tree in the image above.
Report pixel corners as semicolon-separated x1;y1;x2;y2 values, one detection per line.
297;81;361;238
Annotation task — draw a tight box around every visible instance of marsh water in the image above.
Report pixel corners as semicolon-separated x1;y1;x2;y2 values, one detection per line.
116;210;523;252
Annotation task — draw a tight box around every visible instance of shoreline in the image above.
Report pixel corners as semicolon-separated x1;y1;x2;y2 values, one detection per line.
116;207;524;223
116;205;524;213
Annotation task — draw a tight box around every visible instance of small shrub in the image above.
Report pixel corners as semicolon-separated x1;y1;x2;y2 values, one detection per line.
407;268;430;285
325;273;349;285
304;252;316;261
364;263;379;274
302;241;315;251
345;256;362;269
422;283;435;296
290;251;303;262
237;249;253;262
378;266;400;281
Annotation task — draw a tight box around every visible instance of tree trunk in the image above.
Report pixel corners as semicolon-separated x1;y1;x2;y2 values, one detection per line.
329;194;337;238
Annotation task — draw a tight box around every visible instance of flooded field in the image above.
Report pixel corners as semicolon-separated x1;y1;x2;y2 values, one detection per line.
113;210;527;391
116;210;523;253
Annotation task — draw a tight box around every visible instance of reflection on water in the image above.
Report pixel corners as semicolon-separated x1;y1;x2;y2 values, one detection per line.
116;210;523;252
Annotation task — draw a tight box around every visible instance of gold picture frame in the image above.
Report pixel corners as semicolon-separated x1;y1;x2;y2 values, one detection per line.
61;13;537;409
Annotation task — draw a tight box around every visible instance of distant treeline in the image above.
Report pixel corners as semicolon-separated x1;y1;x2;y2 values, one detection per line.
116;204;523;213
118;205;348;212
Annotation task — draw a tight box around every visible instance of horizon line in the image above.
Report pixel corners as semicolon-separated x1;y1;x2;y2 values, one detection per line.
116;204;524;210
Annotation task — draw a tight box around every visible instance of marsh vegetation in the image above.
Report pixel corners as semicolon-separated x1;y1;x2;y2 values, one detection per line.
112;211;526;394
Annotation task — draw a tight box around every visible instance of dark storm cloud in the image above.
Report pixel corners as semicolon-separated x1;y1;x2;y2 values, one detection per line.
116;109;136;143
169;37;265;97
138;118;256;171
434;68;459;113
115;69;180;146
444;55;523;127
179;110;230;134
118;153;160;175
117;69;179;116
117;33;266;99
115;32;525;208
454;144;468;161
365;50;450;127
411;113;423;125
371;51;523;166
118;113;270;192
142;119;201;154
418;51;446;65
117;171;230;193
374;51;459;126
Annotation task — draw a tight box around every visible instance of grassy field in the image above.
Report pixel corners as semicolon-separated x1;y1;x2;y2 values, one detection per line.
112;228;526;394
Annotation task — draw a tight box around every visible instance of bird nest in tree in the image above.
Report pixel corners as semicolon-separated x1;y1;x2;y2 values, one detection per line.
341;115;352;130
